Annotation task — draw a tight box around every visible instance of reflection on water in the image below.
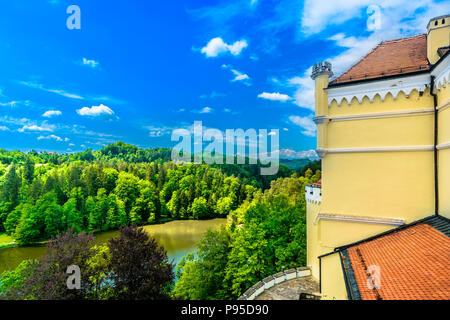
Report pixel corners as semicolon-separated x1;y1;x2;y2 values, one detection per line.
0;219;226;274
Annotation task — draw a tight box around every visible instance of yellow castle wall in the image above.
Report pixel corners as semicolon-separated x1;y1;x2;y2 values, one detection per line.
437;85;450;218
306;201;322;280
321;151;435;222
320;253;348;300
327;115;434;149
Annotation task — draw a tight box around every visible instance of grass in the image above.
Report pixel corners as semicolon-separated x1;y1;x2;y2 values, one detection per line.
0;232;15;249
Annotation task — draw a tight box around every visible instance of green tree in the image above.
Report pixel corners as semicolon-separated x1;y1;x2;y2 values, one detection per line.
1;164;21;206
192;197;209;219
62;198;83;233
23;156;35;184
172;227;231;299
105;195;127;230
114;172;140;214
0;259;37;299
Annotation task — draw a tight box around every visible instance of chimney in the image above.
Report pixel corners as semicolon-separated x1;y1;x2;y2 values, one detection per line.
427;14;450;65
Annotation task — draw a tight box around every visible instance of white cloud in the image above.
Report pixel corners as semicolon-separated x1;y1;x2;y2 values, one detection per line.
289;114;316;137
19;123;55;133
82;58;100;69
147;126;170;137
76;104;117;119
301;0;448;37
232;71;250;82
201;37;248;57
19;81;84;100
37;134;63;142
145;124;190;138
42;110;62;118
192;107;214;114
258;92;292;102
287;68;315;111
0;125;10;131
0;101;18;107
222;65;251;85
200;91;226;99
279;148;318;159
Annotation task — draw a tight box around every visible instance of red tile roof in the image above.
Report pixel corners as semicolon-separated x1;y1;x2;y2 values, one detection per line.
312;179;321;187
344;220;450;300
330;34;430;85
438;46;450;58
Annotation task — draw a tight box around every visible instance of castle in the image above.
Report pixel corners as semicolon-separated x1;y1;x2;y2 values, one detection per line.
306;14;450;299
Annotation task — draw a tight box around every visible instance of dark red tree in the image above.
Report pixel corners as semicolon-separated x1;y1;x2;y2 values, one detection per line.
108;225;175;300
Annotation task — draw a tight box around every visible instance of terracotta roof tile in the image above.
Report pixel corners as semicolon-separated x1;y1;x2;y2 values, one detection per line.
330;34;430;85
344;219;450;300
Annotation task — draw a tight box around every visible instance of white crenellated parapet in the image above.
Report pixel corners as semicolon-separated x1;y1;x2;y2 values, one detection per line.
326;73;430;106
305;184;322;204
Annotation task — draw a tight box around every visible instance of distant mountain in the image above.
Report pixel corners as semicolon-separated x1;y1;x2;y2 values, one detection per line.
279;158;311;170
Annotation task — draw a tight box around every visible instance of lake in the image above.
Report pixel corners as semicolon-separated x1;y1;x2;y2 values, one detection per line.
0;218;226;274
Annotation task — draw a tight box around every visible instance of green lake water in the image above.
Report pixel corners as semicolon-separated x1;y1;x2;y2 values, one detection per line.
0;218;226;274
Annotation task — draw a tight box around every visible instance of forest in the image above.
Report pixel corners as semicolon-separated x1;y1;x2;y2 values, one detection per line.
0;141;321;300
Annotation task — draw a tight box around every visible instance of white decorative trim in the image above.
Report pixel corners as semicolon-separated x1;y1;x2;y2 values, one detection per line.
314;213;404;227
437;142;450;150
432;54;450;91
326;74;430;106
327;108;434;122
323;145;435;154
437;99;450;112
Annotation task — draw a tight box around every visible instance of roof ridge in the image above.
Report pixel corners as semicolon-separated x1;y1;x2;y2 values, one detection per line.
380;33;426;45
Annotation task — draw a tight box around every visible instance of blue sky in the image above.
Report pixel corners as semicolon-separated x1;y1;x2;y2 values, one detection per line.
0;0;449;157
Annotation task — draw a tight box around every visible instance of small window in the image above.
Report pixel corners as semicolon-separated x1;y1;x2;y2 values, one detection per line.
435;20;438;26
443;19;446;24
